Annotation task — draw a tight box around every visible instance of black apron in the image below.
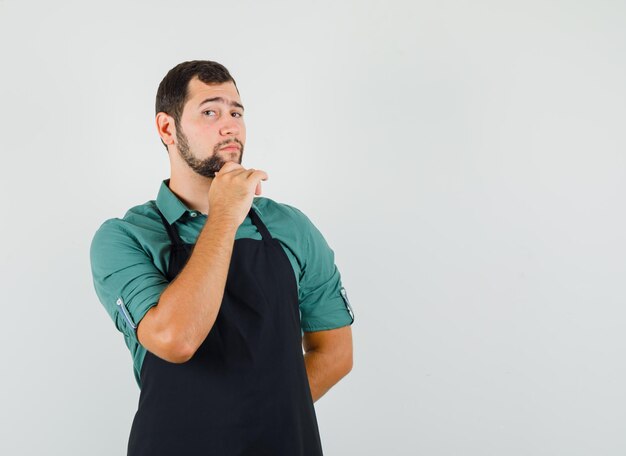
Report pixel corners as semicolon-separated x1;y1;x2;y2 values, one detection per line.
127;206;324;456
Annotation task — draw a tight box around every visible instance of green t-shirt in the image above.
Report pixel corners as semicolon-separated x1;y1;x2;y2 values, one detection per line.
90;179;354;388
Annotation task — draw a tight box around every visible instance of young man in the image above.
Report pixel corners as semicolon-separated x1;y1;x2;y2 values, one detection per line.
89;60;355;455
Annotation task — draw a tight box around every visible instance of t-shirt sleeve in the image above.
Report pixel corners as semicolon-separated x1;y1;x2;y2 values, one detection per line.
285;206;355;332
89;219;169;343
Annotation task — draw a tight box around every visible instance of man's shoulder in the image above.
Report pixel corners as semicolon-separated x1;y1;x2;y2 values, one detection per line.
101;199;158;226
253;196;311;229
91;200;159;251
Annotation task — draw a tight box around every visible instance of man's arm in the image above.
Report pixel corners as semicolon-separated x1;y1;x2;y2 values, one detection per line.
302;325;353;402
138;163;268;363
137;214;238;363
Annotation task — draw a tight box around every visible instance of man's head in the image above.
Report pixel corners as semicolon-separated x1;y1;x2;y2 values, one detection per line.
155;60;245;178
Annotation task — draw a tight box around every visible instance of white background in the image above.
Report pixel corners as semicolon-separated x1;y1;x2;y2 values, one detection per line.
1;0;625;454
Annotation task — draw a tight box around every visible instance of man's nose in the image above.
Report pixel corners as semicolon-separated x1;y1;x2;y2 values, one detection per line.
219;118;239;136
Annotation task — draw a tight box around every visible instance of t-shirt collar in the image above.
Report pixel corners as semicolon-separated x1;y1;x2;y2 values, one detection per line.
155;178;190;225
156;178;261;225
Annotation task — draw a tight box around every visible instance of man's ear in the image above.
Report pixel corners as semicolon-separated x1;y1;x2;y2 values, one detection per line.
156;112;176;147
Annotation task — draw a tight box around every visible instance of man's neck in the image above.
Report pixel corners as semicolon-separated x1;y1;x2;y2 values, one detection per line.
168;171;213;216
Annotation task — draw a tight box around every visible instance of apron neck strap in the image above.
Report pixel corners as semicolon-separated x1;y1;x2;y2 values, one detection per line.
248;207;272;241
156;206;186;247
155;204;272;244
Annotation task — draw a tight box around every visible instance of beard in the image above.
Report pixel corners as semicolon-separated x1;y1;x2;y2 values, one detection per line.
176;127;244;178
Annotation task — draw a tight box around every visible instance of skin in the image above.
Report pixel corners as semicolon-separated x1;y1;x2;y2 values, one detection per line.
154;77;353;402
156;77;248;214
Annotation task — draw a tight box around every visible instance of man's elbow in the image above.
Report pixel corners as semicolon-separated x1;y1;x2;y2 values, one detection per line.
158;329;197;363
140;323;196;364
137;302;204;364
339;348;353;378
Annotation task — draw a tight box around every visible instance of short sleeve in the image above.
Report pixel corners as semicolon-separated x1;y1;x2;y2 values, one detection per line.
89;219;169;342
287;207;355;332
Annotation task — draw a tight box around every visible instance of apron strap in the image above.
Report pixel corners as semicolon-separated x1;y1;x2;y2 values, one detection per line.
248;207;272;241
156;202;272;244
155;205;187;248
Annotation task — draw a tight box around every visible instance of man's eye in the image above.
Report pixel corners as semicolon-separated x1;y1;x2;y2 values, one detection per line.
232;112;242;118
203;110;216;116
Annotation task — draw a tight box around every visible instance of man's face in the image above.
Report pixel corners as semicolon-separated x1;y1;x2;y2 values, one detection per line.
174;78;246;178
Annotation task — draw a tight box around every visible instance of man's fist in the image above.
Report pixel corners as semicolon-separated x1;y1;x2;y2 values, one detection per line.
208;162;269;227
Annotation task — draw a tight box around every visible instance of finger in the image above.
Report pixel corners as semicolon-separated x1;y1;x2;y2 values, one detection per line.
216;161;244;175
246;169;269;182
217;167;250;180
255;181;262;195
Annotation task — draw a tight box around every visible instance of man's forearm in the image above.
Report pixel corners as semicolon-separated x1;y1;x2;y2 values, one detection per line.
303;349;352;402
156;214;238;358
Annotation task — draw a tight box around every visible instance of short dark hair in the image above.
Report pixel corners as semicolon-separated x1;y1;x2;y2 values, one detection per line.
155;60;238;149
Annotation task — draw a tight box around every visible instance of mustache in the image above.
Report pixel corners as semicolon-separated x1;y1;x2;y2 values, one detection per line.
216;138;244;150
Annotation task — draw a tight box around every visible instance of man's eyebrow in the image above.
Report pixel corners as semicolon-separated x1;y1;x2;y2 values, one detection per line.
198;97;244;110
